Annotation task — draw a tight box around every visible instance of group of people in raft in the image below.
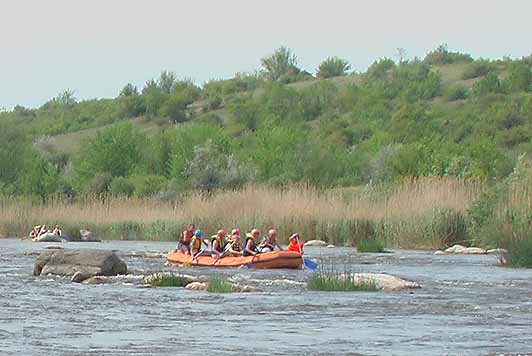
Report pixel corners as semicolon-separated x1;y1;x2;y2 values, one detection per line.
29;224;62;240
176;224;305;259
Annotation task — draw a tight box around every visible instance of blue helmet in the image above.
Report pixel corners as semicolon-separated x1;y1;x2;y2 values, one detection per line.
194;229;202;237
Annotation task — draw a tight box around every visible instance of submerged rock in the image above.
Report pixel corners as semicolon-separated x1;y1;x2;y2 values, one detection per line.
184;280;261;293
45;245;64;250
82;276;113;285
128;251;166;258
34;249;127;283
304;240;328;247
434;250;445;255
345;273;420;292
326;244;335;248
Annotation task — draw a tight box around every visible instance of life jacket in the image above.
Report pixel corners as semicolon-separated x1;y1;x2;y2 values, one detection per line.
287;240;304;253
227;237;242;252
211;235;225;253
243;233;258;255
191;235;202;250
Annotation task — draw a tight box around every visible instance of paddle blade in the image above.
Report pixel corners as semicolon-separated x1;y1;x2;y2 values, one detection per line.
303;258;318;270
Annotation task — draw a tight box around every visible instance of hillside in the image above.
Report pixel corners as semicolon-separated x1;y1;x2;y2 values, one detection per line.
0;45;531;201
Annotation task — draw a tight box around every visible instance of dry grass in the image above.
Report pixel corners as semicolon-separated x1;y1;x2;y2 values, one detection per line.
0;177;484;247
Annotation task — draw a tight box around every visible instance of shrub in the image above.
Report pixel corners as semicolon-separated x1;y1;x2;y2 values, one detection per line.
308;269;378;292
261;46;299;81
131;175;167;198
356;239;386;253
207;275;233;293
144;272;189;287
472;72;504;96
462;60;492;79
444;84;469;101
423;208;467;247
316;57;351;79
423;44;473;65
507;60;532;92
504;239;532;268
86;172;113;196
109;177;134;197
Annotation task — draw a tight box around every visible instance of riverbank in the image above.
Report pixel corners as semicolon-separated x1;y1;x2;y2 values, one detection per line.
0;178;482;248
1;171;530;253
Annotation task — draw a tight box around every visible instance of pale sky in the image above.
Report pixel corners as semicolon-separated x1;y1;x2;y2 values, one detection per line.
1;0;531;109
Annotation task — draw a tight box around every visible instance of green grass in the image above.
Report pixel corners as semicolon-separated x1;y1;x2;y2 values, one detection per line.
144;272;189;287
207;275;233;293
308;270;378;292
356;239;386;253
504;240;532;268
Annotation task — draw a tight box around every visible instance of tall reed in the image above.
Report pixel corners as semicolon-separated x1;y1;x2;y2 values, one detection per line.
0;177;485;248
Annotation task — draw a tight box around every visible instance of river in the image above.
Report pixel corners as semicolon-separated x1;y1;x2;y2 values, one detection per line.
1;239;531;356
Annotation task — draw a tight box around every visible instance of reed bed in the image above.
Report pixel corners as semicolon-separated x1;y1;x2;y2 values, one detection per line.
0;177;486;248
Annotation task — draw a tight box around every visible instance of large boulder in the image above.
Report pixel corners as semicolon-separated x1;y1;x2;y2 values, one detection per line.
34;249;127;282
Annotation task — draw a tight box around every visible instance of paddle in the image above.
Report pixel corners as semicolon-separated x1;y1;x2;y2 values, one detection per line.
210;240;236;266
245;253;260;268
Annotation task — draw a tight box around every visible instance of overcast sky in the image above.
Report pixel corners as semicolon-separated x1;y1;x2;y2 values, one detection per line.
1;0;531;109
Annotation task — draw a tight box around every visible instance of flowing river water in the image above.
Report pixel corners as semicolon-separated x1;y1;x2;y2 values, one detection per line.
1;238;531;356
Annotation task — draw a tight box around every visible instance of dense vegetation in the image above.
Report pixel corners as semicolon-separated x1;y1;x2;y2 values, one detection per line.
1;45;531;256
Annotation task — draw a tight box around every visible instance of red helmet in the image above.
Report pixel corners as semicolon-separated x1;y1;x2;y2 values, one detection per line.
231;228;240;236
251;228;260;237
217;229;226;238
268;229;277;237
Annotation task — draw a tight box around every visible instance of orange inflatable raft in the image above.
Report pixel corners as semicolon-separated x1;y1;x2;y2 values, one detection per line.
167;250;303;269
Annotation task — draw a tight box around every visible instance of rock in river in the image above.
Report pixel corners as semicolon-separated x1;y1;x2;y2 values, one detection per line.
304;240;328;247
444;244;487;254
344;273;421;292
34;249;127;283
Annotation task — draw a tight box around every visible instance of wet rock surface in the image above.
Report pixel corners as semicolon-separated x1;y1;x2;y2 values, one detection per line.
346;273;421;291
34;249;127;282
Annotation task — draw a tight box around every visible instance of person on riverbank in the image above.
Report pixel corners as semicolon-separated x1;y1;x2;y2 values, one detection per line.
225;229;243;256
190;229;208;256
210;229;227;259
259;228;283;252
287;233;305;254
177;224;195;255
243;228;260;256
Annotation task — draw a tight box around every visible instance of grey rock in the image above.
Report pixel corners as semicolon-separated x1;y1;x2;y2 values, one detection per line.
34;249;127;283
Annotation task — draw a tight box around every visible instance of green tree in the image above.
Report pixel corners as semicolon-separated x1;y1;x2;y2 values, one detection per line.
75;122;144;183
261;46;299;81
158;70;177;93
0;120;33;193
316;57;351;78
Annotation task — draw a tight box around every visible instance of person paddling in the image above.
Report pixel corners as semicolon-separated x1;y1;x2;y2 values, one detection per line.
190;229;208;257
287;233;305;254
225;229;243;257
259;228;283;252
210;229;227;259
177;224;195;255
243;228;260;256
